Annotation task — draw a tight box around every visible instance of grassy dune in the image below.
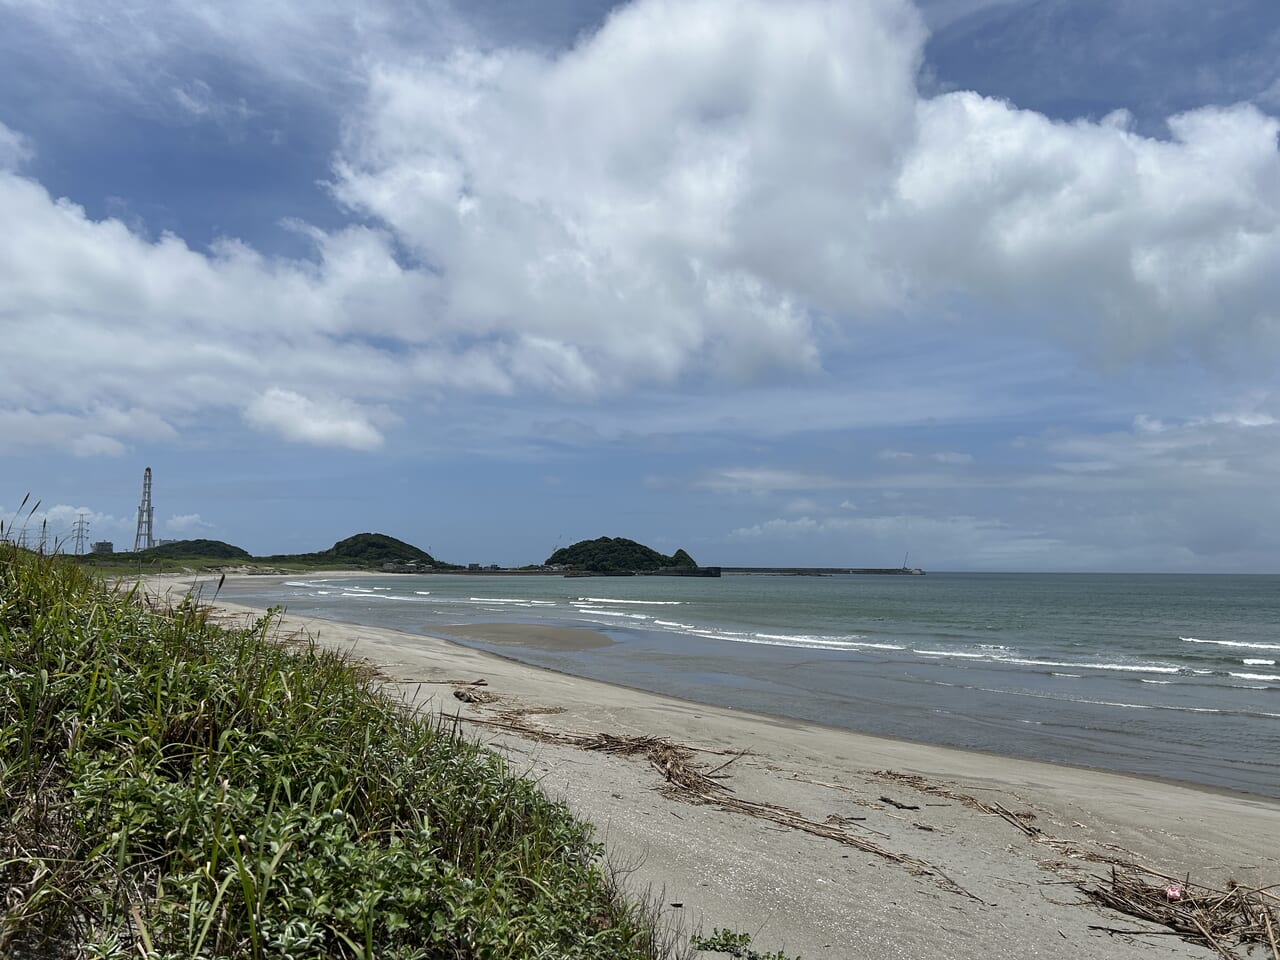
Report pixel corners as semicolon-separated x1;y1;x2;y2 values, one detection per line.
0;547;671;959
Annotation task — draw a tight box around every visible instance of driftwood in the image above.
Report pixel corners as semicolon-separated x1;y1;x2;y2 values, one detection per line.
872;770;1280;958
453;688;497;704
464;713;982;901
879;796;920;811
1085;868;1280;960
462;707;1278;935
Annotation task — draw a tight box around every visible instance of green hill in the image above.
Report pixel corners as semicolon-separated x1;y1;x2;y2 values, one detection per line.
545;537;697;573
134;539;250;560
266;532;445;569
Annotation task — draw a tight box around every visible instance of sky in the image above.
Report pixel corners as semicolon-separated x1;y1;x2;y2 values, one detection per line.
2;0;1279;572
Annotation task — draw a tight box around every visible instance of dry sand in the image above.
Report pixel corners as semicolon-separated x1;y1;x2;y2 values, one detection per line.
145;575;1280;959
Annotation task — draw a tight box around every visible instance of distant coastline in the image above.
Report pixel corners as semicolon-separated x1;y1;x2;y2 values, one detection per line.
721;566;925;576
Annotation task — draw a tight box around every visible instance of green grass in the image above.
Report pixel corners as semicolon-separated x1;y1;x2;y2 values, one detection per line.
0;545;673;959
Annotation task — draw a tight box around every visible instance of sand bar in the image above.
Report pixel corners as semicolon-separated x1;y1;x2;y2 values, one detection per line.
145;575;1280;959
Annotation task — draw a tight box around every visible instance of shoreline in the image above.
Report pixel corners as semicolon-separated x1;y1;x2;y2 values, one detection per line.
200;571;1279;804
144;574;1280;958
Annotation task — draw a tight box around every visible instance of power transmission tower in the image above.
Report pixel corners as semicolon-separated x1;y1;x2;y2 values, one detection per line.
133;467;154;552
73;513;89;556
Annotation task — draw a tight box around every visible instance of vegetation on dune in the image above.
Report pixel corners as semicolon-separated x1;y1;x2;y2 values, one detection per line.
545;537;698;573
0;546;672;958
134;539;252;560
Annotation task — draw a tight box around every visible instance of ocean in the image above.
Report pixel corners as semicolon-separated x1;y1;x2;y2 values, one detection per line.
214;572;1280;798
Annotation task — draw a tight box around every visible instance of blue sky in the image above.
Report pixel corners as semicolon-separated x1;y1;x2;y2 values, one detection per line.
2;0;1279;571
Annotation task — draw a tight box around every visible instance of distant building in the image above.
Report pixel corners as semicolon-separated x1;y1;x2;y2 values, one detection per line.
91;541;114;554
382;561;427;573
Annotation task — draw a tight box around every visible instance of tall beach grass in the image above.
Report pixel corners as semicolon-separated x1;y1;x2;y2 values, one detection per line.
1;544;674;958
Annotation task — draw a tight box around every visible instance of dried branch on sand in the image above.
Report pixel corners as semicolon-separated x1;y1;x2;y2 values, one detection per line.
1085;868;1280;960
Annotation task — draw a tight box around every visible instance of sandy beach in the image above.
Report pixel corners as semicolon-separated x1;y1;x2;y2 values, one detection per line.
146;575;1280;959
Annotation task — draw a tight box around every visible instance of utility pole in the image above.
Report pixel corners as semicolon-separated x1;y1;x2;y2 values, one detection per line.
73;513;89;556
134;467;154;552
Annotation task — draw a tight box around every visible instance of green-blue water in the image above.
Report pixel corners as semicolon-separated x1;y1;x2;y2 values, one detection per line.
217;572;1280;797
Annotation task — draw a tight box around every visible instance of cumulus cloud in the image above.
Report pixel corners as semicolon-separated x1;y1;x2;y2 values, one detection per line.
243;389;388;450
167;512;213;534
2;0;1279;456
0;502;133;549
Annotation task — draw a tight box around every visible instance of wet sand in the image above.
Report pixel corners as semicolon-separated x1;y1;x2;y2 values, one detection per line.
143;574;1280;959
437;622;615;650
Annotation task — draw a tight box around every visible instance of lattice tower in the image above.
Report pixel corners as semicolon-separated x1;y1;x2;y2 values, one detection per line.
133;467;154;552
73;513;89;556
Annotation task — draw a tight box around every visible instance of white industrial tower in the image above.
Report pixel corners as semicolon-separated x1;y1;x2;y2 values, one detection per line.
133;467;154;552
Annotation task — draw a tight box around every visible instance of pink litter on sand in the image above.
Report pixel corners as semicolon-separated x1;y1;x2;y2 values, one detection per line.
1164;885;1183;901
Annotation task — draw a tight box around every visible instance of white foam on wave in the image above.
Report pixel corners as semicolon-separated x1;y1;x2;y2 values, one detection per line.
668;626;902;651
1229;672;1280;682
1243;659;1276;666
584;610;651;620
1182;637;1280;651
415;591;431;596
914;650;1180;675
981;686;1224;714
1140;679;1174;684
1002;657;1180;675
341;591;427;603
578;597;683;605
1051;672;1083;678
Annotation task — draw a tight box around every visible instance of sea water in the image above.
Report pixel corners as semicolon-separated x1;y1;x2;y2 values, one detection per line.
215;572;1280;797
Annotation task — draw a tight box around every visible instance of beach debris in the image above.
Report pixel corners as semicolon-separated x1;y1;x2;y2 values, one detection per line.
463;711;984;902
410;677;489;685
1084;868;1280;960
453;688;497;704
879;796;920;810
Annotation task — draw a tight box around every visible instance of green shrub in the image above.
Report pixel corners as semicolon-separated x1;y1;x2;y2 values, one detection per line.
1;546;664;958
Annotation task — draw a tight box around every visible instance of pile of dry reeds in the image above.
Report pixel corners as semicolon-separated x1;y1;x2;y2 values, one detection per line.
1085;868;1280;960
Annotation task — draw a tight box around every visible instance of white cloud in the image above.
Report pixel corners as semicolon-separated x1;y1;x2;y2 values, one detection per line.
0;406;175;456
170;79;253;127
0;502;134;550
2;0;1279;457
243;388;388;450
167;512;213;534
0;120;32;170
698;467;847;494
